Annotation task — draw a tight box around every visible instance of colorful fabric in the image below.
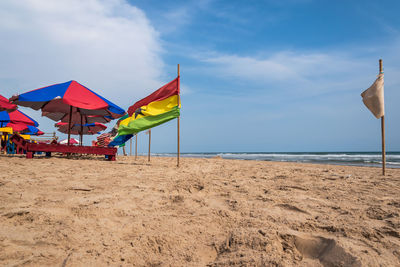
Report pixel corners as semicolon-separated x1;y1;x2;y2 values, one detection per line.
97;132;112;147
361;73;384;119
108;134;133;147
107;115;132;147
118;77;180;136
127;77;179;116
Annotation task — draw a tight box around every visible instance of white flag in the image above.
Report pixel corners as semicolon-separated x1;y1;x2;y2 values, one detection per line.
361;73;384;119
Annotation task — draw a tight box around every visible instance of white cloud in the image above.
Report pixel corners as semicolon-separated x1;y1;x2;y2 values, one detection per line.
197;42;400;98
0;0;164;109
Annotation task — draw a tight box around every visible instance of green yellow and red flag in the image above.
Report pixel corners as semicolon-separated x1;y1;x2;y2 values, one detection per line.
118;77;180;136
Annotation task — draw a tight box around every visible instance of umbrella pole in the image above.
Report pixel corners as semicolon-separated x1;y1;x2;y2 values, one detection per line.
67;106;72;146
80;114;83;146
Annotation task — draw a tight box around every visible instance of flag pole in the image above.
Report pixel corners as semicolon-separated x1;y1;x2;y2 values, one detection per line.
130;138;132;156
135;134;138;160
380;59;386;175
148;129;151;162
177;64;180;167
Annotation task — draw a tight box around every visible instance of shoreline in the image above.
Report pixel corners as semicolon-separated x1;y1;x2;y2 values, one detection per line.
123;153;400;169
1;156;399;266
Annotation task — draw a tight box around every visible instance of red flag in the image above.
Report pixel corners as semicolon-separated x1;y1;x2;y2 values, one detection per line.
127;77;179;116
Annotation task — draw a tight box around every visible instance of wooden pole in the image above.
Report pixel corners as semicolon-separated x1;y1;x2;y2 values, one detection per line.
380;59;386;175
381;117;386;175
130;138;132;156
67;106;72;146
135;134;138;160
148;129;151;162
177;64;180;167
80;114;83;146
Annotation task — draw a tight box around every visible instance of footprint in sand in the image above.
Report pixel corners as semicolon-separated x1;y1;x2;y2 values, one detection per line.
366;206;398;220
282;234;361;267
276;203;310;215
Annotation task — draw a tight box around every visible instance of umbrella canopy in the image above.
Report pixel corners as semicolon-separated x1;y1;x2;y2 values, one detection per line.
55;122;107;135
0;94;17;112
0;110;39;128
3;122;30;132
55;113;112;124
6;124;44;135
10;80;125;123
22;125;44;136
60;138;79;145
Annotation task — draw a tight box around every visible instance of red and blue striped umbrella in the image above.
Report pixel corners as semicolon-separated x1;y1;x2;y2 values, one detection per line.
10;80;125;123
10;80;125;145
3;123;44;135
22;125;44;136
0;110;38;128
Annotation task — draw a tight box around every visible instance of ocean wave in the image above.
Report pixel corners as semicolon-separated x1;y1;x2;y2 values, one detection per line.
149;152;400;168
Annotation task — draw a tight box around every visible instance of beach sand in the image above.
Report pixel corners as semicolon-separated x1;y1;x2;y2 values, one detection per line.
0;155;399;266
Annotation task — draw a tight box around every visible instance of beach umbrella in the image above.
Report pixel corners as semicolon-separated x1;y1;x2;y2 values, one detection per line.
55;122;107;135
0;110;39;128
10;80;125;145
0;110;39;153
0;94;17;112
55;122;107;144
3;122;30;132
22;125;44;136
2;123;44;135
60;138;79;145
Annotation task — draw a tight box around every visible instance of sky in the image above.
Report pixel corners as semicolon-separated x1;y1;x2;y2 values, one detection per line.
0;0;399;153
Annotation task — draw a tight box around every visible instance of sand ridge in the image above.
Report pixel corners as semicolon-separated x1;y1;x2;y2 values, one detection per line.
0;155;400;266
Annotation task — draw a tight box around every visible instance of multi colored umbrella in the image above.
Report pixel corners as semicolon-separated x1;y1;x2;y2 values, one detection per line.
10;80;125;145
3;122;30;132
1;123;44;135
0;110;39;128
22;125;44;136
11;80;125;120
0;94;17;112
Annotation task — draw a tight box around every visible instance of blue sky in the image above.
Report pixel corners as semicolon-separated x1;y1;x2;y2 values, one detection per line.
0;0;399;152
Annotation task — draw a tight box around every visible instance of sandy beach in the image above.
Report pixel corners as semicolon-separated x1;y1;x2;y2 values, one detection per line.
0;155;399;266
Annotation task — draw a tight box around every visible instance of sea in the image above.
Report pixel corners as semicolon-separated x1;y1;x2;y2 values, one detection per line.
151;152;400;168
